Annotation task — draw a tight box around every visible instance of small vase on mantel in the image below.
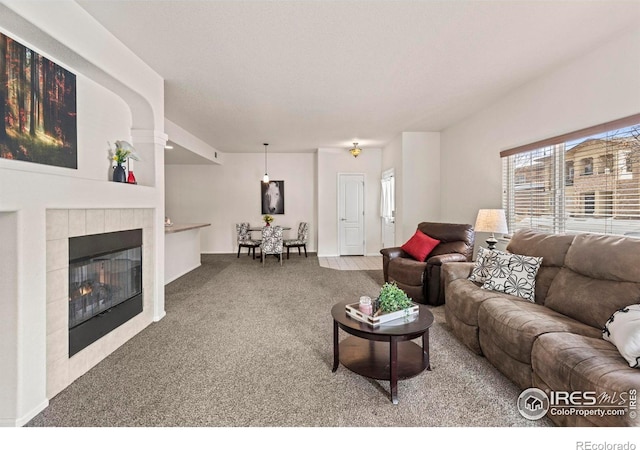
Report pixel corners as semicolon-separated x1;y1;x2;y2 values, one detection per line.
112;163;126;182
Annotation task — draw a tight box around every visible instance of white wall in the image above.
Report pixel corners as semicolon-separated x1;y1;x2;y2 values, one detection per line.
382;132;441;245
441;28;640;227
317;147;382;256
401;132;441;241
165;152;317;253
381;134;403;244
0;1;165;426
0;212;18;422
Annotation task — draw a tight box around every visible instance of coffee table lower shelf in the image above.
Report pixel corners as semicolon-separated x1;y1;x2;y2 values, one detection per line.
339;336;428;380
331;300;434;404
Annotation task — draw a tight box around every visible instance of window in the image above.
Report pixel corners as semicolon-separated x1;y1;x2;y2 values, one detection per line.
502;114;640;237
565;161;574;186
626;153;634;172
618;151;634;181
583;192;595;215
597;154;614;174
582;157;594;176
601;191;614;217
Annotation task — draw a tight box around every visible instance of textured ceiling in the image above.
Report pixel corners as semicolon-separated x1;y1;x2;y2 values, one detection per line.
78;0;640;154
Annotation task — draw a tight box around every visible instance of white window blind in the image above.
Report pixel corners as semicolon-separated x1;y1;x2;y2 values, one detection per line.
502;115;640;237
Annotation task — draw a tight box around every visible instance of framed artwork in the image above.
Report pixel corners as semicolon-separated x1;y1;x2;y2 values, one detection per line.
261;180;285;214
0;32;77;169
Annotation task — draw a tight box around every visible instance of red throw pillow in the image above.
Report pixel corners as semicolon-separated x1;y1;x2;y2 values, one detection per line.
401;230;440;262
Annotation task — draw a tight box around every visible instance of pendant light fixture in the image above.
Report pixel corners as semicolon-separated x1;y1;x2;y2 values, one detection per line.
262;143;269;183
349;142;362;158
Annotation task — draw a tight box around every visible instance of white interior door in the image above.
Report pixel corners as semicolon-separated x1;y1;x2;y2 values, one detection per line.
339;174;365;255
381;170;395;248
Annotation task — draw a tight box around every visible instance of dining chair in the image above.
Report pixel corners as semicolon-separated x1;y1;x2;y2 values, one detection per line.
283;222;308;259
260;225;283;266
236;222;261;259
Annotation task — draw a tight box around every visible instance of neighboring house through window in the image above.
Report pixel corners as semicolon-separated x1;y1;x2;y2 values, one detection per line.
502;114;640;237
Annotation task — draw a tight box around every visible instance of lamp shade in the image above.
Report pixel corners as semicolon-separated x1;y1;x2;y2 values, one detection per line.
474;209;508;234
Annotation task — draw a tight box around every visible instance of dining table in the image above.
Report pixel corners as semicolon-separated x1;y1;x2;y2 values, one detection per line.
248;226;291;231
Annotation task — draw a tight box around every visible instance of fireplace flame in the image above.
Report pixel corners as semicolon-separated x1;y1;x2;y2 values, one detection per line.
70;284;94;302
80;285;92;296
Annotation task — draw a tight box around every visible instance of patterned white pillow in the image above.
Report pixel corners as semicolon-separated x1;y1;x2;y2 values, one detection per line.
480;252;543;302
468;247;505;283
603;304;640;369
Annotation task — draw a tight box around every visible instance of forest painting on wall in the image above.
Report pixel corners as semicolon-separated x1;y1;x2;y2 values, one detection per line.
0;32;77;169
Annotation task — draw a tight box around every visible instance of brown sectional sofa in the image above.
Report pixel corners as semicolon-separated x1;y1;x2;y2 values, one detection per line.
443;229;640;427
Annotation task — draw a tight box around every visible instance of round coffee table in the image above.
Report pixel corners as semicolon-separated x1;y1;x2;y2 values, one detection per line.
331;300;434;404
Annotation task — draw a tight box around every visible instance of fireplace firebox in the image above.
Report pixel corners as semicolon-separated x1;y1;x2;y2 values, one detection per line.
68;229;143;356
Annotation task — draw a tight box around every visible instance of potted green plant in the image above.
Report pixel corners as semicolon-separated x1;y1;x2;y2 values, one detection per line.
377;282;413;313
263;214;274;226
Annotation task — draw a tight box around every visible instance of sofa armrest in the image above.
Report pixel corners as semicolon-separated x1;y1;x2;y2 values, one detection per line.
380;247;406;259
442;261;475;283
427;253;468;267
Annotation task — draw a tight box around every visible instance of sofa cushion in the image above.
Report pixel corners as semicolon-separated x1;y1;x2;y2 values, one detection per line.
564;233;640;282
547;233;640;331
603;304;640;368
532;332;640;427
478;297;602;365
528;266;561;306
544;268;640;330
506;229;574;268
401;230;440;262
480;252;542;302
506;230;575;304
445;278;516;327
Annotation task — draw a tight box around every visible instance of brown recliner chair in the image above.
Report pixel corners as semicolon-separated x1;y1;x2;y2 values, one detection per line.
380;222;475;306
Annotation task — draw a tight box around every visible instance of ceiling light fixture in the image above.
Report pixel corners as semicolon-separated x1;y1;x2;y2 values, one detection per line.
349;142;362;158
262;143;269;183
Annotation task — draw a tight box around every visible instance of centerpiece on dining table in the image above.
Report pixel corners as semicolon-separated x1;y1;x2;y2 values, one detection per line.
263;214;274;226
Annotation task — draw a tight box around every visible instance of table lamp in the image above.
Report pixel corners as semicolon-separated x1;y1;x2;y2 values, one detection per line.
474;209;508;250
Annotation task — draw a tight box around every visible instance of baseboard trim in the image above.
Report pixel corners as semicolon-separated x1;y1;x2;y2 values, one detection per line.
0;399;50;427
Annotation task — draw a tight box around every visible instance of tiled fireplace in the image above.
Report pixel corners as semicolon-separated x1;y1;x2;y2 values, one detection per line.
46;208;155;399
68;229;143;356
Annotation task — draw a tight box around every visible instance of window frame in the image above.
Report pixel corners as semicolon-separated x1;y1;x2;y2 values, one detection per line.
501;113;640;237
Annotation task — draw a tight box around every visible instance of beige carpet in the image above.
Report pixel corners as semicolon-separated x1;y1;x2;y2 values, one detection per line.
27;253;552;427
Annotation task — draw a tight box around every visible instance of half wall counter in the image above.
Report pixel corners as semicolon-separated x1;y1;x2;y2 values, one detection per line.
164;223;210;284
